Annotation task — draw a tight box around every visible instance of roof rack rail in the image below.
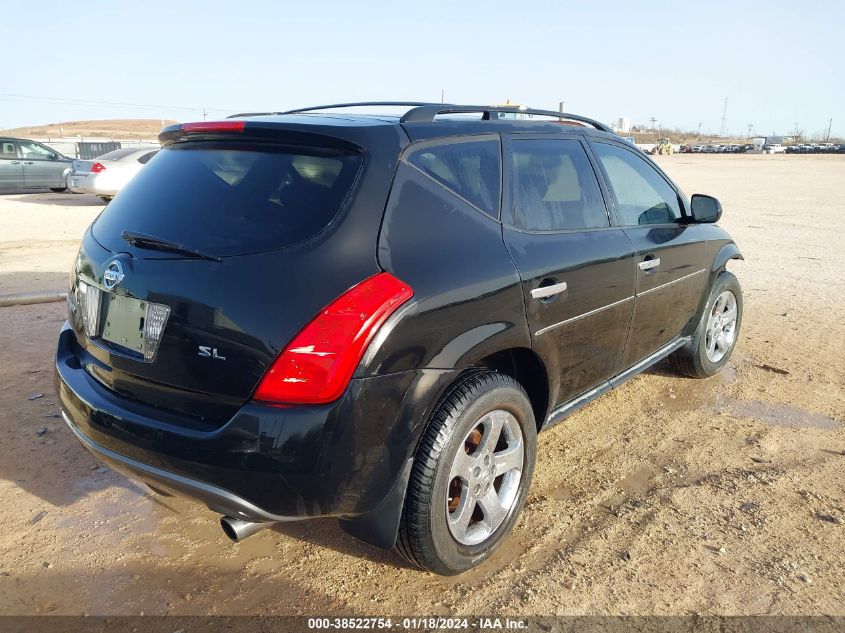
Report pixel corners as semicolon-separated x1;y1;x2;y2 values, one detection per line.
227;102;444;119
228;102;613;133
399;104;612;132
282;101;443;115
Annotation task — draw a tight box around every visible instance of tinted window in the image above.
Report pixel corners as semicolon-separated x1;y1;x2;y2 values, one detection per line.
591;142;681;225
0;141;16;159
93;142;361;257
408;139;500;218
511;139;608;231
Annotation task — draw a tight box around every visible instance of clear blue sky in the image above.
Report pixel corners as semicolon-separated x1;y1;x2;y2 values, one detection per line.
3;0;843;137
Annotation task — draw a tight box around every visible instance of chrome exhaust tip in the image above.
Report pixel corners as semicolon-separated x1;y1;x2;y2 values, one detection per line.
220;516;273;542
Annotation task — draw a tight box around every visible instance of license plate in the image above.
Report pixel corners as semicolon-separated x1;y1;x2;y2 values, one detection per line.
101;293;147;354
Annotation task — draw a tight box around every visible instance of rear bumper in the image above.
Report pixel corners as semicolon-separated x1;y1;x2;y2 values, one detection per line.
67;173;116;196
56;322;447;523
62;410;296;522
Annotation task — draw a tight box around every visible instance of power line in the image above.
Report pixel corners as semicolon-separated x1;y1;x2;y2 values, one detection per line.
0;92;231;114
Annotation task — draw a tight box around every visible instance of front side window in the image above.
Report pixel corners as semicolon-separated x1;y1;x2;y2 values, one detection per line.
591;142;681;225
510;139;608;231
19;141;55;160
408;139;500;218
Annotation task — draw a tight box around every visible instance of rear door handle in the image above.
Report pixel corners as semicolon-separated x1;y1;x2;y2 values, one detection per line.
531;281;568;300
24;161;34;165
10;160;20;164
638;257;661;271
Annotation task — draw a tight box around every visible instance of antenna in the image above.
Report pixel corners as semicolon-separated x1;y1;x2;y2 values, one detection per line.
826;118;833;141
720;97;728;137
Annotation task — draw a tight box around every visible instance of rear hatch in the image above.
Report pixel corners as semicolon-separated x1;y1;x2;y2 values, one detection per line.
68;122;388;426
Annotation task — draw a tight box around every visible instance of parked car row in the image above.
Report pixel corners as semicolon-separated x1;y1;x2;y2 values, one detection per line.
785;143;845;154
681;144;754;154
0;136;158;197
677;142;844;155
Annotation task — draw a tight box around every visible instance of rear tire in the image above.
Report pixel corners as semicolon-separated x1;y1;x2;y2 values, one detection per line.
99;196;112;203
671;271;742;378
396;371;537;575
49;187;67;193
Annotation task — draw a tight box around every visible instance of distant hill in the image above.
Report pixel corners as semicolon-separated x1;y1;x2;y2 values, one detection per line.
0;119;178;139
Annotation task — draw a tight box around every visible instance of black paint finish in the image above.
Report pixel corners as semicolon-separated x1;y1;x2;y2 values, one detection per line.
56;110;742;550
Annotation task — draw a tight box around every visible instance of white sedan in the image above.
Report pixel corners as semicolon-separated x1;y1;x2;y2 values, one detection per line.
68;146;158;201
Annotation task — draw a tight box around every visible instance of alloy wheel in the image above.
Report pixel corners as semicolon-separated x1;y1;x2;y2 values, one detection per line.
445;410;524;546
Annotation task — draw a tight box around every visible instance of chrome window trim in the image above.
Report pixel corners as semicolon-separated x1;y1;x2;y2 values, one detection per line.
534;268;707;336
535;295;634;336
636;268;705;297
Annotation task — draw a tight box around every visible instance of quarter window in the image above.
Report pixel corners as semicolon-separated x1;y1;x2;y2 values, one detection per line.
1;141;16;159
591;142;682;225
511;139;608;231
408;139;500;218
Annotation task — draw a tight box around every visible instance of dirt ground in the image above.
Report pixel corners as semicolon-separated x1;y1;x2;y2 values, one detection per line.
0;155;843;616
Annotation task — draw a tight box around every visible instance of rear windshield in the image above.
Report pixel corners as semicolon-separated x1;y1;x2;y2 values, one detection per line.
96;147;145;161
92;142;362;256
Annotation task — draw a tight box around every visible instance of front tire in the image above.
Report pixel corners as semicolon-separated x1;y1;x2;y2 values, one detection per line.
396;371;537;575
49;187;67;193
671;271;742;378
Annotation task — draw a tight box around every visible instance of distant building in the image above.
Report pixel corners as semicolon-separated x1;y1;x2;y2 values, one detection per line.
617;117;632;134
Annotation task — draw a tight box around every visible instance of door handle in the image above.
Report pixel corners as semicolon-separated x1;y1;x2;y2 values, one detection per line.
10;160;20;164
24;161;34;165
531;281;568;300
638;257;661;271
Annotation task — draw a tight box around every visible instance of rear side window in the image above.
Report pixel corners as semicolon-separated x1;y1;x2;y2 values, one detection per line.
510;139;608;231
93;142;362;257
137;151;157;164
96;148;141;161
408;139;500;218
1;141;16;158
591;142;681;226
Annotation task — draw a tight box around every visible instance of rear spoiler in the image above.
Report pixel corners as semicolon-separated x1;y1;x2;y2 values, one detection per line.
158;120;362;152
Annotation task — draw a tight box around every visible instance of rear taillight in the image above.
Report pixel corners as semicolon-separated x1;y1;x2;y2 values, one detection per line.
253;273;413;405
180;121;245;134
90;162;106;173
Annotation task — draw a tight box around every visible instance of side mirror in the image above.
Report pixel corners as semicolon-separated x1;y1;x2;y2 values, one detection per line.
49;153;58;160
690;194;722;223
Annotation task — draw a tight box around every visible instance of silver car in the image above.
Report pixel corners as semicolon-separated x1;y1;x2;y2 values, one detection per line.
68;146;158;201
0;137;73;191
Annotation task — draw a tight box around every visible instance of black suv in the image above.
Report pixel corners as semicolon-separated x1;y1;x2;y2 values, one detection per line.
56;102;743;575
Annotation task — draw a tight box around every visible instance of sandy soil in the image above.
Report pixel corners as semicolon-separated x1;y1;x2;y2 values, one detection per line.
0;119;176;140
0;156;842;616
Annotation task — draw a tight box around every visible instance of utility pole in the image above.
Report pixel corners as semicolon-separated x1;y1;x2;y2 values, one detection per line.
203;107;208;121
747;123;753;138
441;89;445;104
697;121;703;137
649;116;657;136
826;118;833;141
719;97;728;137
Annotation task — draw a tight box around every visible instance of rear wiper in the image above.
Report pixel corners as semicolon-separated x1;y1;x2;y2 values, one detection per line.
121;231;222;262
